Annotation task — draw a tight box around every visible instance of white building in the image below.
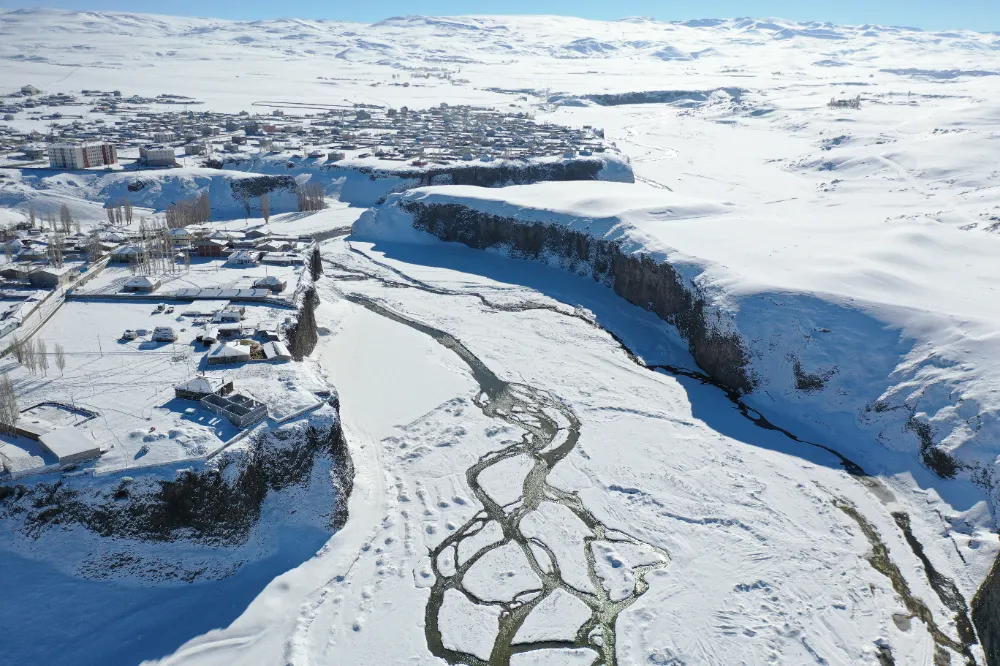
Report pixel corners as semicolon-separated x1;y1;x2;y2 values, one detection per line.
139;144;176;166
48;143;117;169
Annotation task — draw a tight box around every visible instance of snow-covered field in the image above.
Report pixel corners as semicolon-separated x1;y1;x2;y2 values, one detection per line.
0;298;325;474
1;8;999;666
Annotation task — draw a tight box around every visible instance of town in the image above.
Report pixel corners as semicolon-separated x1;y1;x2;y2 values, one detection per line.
0;84;608;170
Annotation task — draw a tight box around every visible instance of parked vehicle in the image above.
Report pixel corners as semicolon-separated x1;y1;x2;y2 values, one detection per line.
121;329;137;341
152;326;177;342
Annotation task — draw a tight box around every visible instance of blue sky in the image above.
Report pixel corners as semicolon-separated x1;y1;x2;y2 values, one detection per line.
1;0;997;31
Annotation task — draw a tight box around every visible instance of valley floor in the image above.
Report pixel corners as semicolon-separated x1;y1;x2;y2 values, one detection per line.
154;236;991;665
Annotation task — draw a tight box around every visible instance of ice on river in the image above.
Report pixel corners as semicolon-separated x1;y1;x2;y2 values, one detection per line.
514;588;593;644
520;500;596;594
463;542;543;603
511;647;600;666
439;588;501;661
476;453;535;508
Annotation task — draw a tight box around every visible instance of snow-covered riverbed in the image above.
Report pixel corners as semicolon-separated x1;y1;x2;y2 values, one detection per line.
152;236;990;665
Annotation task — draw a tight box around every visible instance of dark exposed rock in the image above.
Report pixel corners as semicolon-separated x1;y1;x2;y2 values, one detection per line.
580;88;746;106
402;201;755;394
229;174;297;202
361;158;624;204
974;557;1000;666
1;420;347;545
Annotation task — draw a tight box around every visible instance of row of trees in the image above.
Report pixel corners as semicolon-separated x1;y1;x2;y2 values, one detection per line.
106;198;134;226
165;192;211;229
287;287;319;361
11;337;66;377
47;233;66;268
0;373;17;436
309;245;323;282
23;205;80;234
297;182;325;212
128;218;189;276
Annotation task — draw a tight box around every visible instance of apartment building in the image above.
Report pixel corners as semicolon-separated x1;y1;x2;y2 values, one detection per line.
47;142;117;169
139;144;176;166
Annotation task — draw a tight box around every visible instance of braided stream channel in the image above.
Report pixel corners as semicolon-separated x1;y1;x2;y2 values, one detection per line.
325;241;978;665
338;293;668;665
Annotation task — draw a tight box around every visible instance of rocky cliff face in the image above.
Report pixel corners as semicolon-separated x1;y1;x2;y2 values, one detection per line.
0;405;353;581
0;416;349;544
402;201;754;394
339;156;633;206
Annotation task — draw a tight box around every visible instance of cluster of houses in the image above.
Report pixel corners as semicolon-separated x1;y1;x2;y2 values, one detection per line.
2;84;610;169
109;224;306;279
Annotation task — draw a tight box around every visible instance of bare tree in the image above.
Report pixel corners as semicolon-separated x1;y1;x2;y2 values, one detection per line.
0;372;18;435
239;192;252;221
106;204;115;225
37;339;48;376
23;337;37;375
197;191;210;223
123;197;134;224
260;192;270;223
28;206;36;228
85;232;102;262
48;233;65;268
59;204;73;233
54;343;66;376
3;239;12;265
11;337;25;366
296;182;325;212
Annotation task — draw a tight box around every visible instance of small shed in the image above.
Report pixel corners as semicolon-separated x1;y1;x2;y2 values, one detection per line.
260;252;304;266
122;275;161;293
257;321;281;341
253;275;286;293
29;265;80;289
38;427;101;465
174;375;234;400
262;341;292;361
227;250;258;266
110;245;143;263
206;342;251;365
212;306;244;323
245;227;271;240
0;265;31;280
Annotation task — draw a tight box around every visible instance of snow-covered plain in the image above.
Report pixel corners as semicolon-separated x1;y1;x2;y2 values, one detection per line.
1;8;1000;666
